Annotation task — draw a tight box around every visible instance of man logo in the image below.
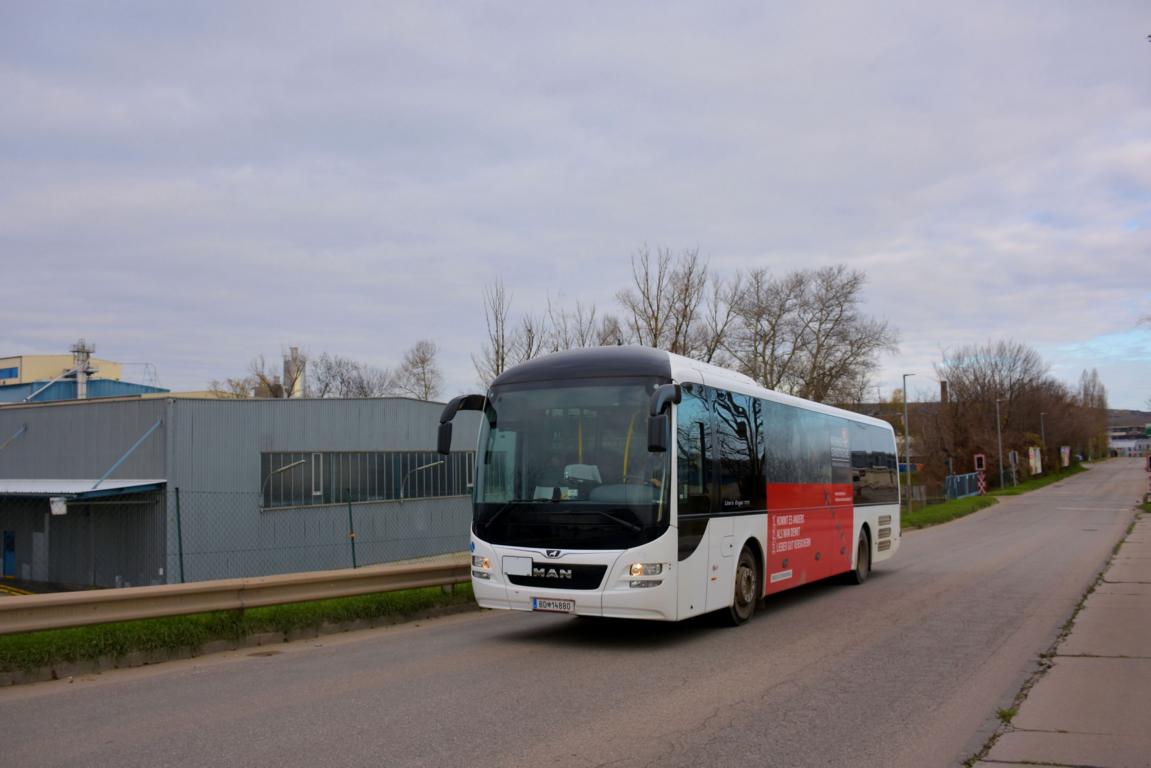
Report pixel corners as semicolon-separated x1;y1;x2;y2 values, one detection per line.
546;549;562;558
533;567;572;579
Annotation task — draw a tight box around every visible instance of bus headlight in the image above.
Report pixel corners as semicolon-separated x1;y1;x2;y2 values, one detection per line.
472;555;491;580
628;562;664;577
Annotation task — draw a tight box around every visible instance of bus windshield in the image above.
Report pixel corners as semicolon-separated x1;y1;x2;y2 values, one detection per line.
474;377;671;549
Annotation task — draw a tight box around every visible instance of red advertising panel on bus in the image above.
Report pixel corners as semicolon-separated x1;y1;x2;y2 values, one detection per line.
765;483;854;594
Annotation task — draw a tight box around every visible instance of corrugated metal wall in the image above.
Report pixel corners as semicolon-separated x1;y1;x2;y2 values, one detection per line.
0;493;166;587
166;398;482;582
0;398;168;479
48;493;167;587
166;398;480;491
1;396;484;585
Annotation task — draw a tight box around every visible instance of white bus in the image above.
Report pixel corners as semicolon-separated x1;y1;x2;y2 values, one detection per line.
438;346;900;625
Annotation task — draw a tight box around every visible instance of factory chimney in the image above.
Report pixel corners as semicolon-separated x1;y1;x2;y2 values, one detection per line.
283;347;307;398
71;339;95;400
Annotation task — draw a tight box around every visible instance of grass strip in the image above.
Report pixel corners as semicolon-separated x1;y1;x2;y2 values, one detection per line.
903;496;998;530
903;464;1089;530
0;583;473;674
987;463;1087;496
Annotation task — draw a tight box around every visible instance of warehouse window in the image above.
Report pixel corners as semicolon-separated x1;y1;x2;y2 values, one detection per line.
261;451;475;509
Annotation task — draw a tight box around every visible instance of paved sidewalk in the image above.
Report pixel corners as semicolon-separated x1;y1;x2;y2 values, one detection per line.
975;510;1151;768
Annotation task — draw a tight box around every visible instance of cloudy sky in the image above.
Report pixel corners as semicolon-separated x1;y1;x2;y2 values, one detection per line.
2;2;1148;408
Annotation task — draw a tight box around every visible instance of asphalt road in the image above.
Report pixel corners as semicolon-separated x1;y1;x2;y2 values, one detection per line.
2;459;1145;768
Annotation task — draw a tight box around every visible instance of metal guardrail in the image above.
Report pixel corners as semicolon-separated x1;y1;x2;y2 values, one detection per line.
0;556;470;636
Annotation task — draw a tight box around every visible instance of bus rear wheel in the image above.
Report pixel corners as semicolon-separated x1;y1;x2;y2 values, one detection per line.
723;546;760;626
848;531;871;585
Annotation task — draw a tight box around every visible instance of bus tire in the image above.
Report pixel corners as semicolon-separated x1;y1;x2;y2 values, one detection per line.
848;530;871;585
723;546;760;626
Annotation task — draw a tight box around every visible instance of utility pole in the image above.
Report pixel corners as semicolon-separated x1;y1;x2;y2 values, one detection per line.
995;399;1006;490
902;373;915;515
1040;411;1047;472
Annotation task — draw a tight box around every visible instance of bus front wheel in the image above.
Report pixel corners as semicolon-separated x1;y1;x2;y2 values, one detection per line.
723;546;760;626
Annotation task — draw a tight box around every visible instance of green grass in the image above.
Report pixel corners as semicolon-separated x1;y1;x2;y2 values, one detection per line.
902;464;1089;530
987;464;1087;496
903;495;998;530
0;583;473;674
996;707;1018;725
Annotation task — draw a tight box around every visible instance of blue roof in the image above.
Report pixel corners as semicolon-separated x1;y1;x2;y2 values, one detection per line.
0;379;169;403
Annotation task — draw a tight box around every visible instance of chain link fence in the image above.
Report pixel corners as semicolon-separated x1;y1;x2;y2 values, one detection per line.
171;489;470;583
0;489;471;591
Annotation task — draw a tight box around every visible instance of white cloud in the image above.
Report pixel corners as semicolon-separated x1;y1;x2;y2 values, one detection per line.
1;1;1148;407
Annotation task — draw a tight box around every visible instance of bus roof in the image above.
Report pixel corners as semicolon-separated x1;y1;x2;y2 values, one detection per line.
489;346;894;433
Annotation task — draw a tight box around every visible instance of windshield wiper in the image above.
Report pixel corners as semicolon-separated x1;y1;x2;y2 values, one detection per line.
576;508;643;533
479;499;532;527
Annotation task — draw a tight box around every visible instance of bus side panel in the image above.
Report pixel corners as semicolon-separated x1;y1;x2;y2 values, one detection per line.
828;482;855;579
869;502;901;563
764;483;854;594
676;522;711;620
704;517;735;613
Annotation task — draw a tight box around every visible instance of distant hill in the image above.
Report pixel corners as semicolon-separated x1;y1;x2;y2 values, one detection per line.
1108;409;1151;428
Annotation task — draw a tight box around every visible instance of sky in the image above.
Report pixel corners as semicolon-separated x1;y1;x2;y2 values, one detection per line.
1;2;1148;409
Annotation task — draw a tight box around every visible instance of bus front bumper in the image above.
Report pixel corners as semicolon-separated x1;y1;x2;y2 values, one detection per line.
471;544;678;621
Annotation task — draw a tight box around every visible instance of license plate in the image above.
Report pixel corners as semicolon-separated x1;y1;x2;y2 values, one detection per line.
532;597;575;613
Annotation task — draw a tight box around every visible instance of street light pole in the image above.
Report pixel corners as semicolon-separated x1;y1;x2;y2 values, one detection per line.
400;460;445;501
261;459;306;506
902;373;915;515
995;399;1006;490
1040;411;1047;472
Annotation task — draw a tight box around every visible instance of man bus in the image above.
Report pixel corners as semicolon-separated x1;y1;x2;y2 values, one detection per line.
438;346;899;625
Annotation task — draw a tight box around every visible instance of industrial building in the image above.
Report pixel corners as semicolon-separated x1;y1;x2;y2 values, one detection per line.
0;340;168;403
0;396;482;589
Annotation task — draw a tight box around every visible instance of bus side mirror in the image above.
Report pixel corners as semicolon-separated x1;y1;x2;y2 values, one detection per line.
647;383;681;452
437;394;486;455
648;413;670;453
437;422;454;456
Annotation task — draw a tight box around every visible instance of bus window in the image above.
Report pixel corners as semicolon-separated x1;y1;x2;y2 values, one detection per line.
715;389;760;511
677;385;712;515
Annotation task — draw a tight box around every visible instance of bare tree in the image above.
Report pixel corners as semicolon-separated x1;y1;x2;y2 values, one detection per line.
473;280;513;386
548;299;601;351
208;376;255;399
616;246;673;349
209;350;308;399
721;265;896;403
920;339;1108;489
695;271;742;364
726;268;806;389
393;340;443;401
310;352;393;398
1077;368;1109;460
515;312;550;362
792;266;898;403
597;313;624;346
665;248;709;356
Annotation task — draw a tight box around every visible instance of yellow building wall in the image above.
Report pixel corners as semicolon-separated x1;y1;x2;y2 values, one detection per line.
0;355;123;385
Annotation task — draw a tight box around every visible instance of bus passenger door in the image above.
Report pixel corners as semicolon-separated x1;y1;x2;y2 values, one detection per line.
705;517;734;612
675;384;713;619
